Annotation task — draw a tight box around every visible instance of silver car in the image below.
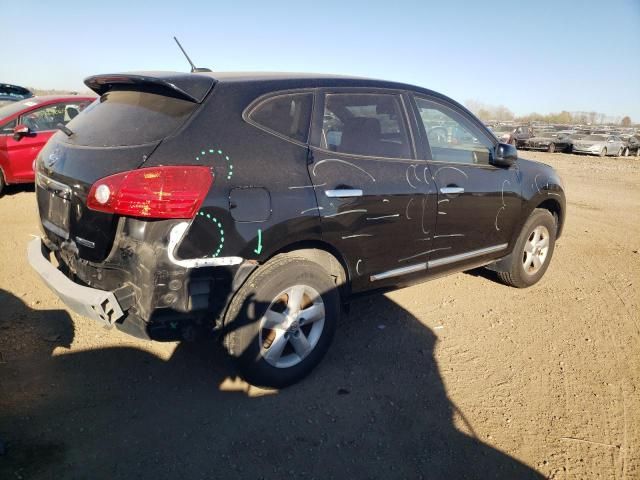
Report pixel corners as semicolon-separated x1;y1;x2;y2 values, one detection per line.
572;134;626;157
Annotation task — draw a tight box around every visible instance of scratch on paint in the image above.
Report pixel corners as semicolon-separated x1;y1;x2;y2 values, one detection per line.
495;179;512;231
398;247;451;263
421;198;429;234
416;237;432;241
422;166;430;184
312;159;376;182
300;206;324;214
534;174;542;193
356;259;362;275
366;214;400;221
433;234;465;238
342;234;373;239
438;211;447;215
382;199;390;203
324;209;367;218
406;166;417;189
435;166;469;180
405;198;414;220
289;183;327;190
547;192;561;197
437;199;449;204
495;206;505;231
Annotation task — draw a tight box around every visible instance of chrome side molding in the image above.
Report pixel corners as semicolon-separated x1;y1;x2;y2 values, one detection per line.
428;243;508;268
369;243;508;281
370;263;426;282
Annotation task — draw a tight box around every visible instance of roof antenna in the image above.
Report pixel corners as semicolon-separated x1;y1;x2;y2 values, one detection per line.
173;36;212;73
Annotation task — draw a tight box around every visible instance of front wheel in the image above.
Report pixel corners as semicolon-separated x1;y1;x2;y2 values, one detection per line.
497;209;557;288
548;143;555;153
223;255;339;388
617;147;623;157
623;147;629;157
599;147;607;157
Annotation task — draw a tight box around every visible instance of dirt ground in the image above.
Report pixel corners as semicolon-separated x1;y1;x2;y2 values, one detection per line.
1;151;639;479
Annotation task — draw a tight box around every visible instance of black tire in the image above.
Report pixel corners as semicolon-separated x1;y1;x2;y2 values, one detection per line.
617;148;623;157
0;170;5;197
497;209;557;288
548;143;555;153
623;147;629;157
599;147;607;157
223;255;339;388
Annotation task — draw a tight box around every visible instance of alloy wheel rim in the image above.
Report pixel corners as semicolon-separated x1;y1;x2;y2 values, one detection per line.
522;225;550;275
258;284;325;368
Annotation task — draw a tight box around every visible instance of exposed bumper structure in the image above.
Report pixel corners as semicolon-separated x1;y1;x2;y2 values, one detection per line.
27;237;124;327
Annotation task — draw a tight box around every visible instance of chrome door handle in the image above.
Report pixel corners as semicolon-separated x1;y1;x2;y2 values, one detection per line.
440;187;464;195
324;189;363;198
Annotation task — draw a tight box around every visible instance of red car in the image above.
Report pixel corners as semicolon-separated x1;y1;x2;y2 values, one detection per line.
0;95;94;195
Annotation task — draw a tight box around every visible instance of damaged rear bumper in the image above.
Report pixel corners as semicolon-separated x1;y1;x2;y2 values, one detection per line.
27;237;124;327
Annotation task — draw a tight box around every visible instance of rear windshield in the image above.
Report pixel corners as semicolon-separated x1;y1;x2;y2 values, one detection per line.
65;90;197;147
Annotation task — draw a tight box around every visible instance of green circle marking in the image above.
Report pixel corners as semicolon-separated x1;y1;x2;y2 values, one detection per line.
197;211;224;257
195;146;234;180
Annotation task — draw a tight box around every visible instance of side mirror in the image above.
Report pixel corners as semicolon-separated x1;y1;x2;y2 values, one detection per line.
492;143;517;167
13;124;30;141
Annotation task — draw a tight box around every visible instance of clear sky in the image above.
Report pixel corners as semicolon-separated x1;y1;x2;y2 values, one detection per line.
2;0;639;119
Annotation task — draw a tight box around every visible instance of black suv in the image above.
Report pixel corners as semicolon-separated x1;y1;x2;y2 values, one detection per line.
29;72;565;387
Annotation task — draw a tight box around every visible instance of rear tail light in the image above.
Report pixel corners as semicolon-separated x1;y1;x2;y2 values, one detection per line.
87;166;213;219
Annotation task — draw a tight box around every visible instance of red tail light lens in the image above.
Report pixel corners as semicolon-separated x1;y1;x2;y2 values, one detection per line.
87;166;213;219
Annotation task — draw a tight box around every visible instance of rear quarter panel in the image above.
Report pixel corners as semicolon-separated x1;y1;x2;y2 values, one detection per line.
143;81;323;264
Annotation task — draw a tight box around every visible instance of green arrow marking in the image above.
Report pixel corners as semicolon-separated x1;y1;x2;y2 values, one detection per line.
254;229;263;255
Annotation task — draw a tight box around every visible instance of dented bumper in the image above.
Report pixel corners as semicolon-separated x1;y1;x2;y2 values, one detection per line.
27;237;124;326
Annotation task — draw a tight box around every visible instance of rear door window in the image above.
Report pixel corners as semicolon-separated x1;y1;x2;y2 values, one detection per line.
65;90;198;147
318;93;411;159
247;92;313;143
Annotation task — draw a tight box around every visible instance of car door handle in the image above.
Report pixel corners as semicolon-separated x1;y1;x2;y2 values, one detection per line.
440;187;465;195
324;189;363;198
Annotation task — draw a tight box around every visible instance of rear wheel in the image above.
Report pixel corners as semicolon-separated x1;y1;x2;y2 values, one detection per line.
623;147;629;157
617;147;623;157
497;209;557;288
599;147;607;157
0;170;5;197
548;143;555;153
223;255;339;388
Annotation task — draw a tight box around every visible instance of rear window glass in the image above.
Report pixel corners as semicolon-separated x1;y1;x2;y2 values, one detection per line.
248;93;313;143
320;93;411;159
65;90;197;147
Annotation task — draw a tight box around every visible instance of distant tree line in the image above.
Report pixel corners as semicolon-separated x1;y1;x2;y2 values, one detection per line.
465;99;635;126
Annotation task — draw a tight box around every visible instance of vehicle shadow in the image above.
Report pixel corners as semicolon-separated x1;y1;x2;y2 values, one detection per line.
0;183;35;197
0;287;543;479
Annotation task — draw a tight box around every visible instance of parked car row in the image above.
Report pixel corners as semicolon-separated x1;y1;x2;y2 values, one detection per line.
487;123;640;157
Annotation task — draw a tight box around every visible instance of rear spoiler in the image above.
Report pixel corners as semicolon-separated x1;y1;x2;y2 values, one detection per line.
84;71;216;103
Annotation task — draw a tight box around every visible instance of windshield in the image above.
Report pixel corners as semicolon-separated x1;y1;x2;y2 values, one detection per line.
0;98;41;120
584;135;607;141
65;90;198;147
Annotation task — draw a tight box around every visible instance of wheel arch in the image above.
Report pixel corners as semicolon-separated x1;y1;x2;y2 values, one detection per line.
266;239;350;296
535;198;564;238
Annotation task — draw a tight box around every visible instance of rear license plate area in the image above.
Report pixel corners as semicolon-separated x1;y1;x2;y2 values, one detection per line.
37;174;71;239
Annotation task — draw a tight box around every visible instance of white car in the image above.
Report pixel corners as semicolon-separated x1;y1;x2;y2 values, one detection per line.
572;134;626;157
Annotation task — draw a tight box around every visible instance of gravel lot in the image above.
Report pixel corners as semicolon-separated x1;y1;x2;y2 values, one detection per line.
1;151;639;479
